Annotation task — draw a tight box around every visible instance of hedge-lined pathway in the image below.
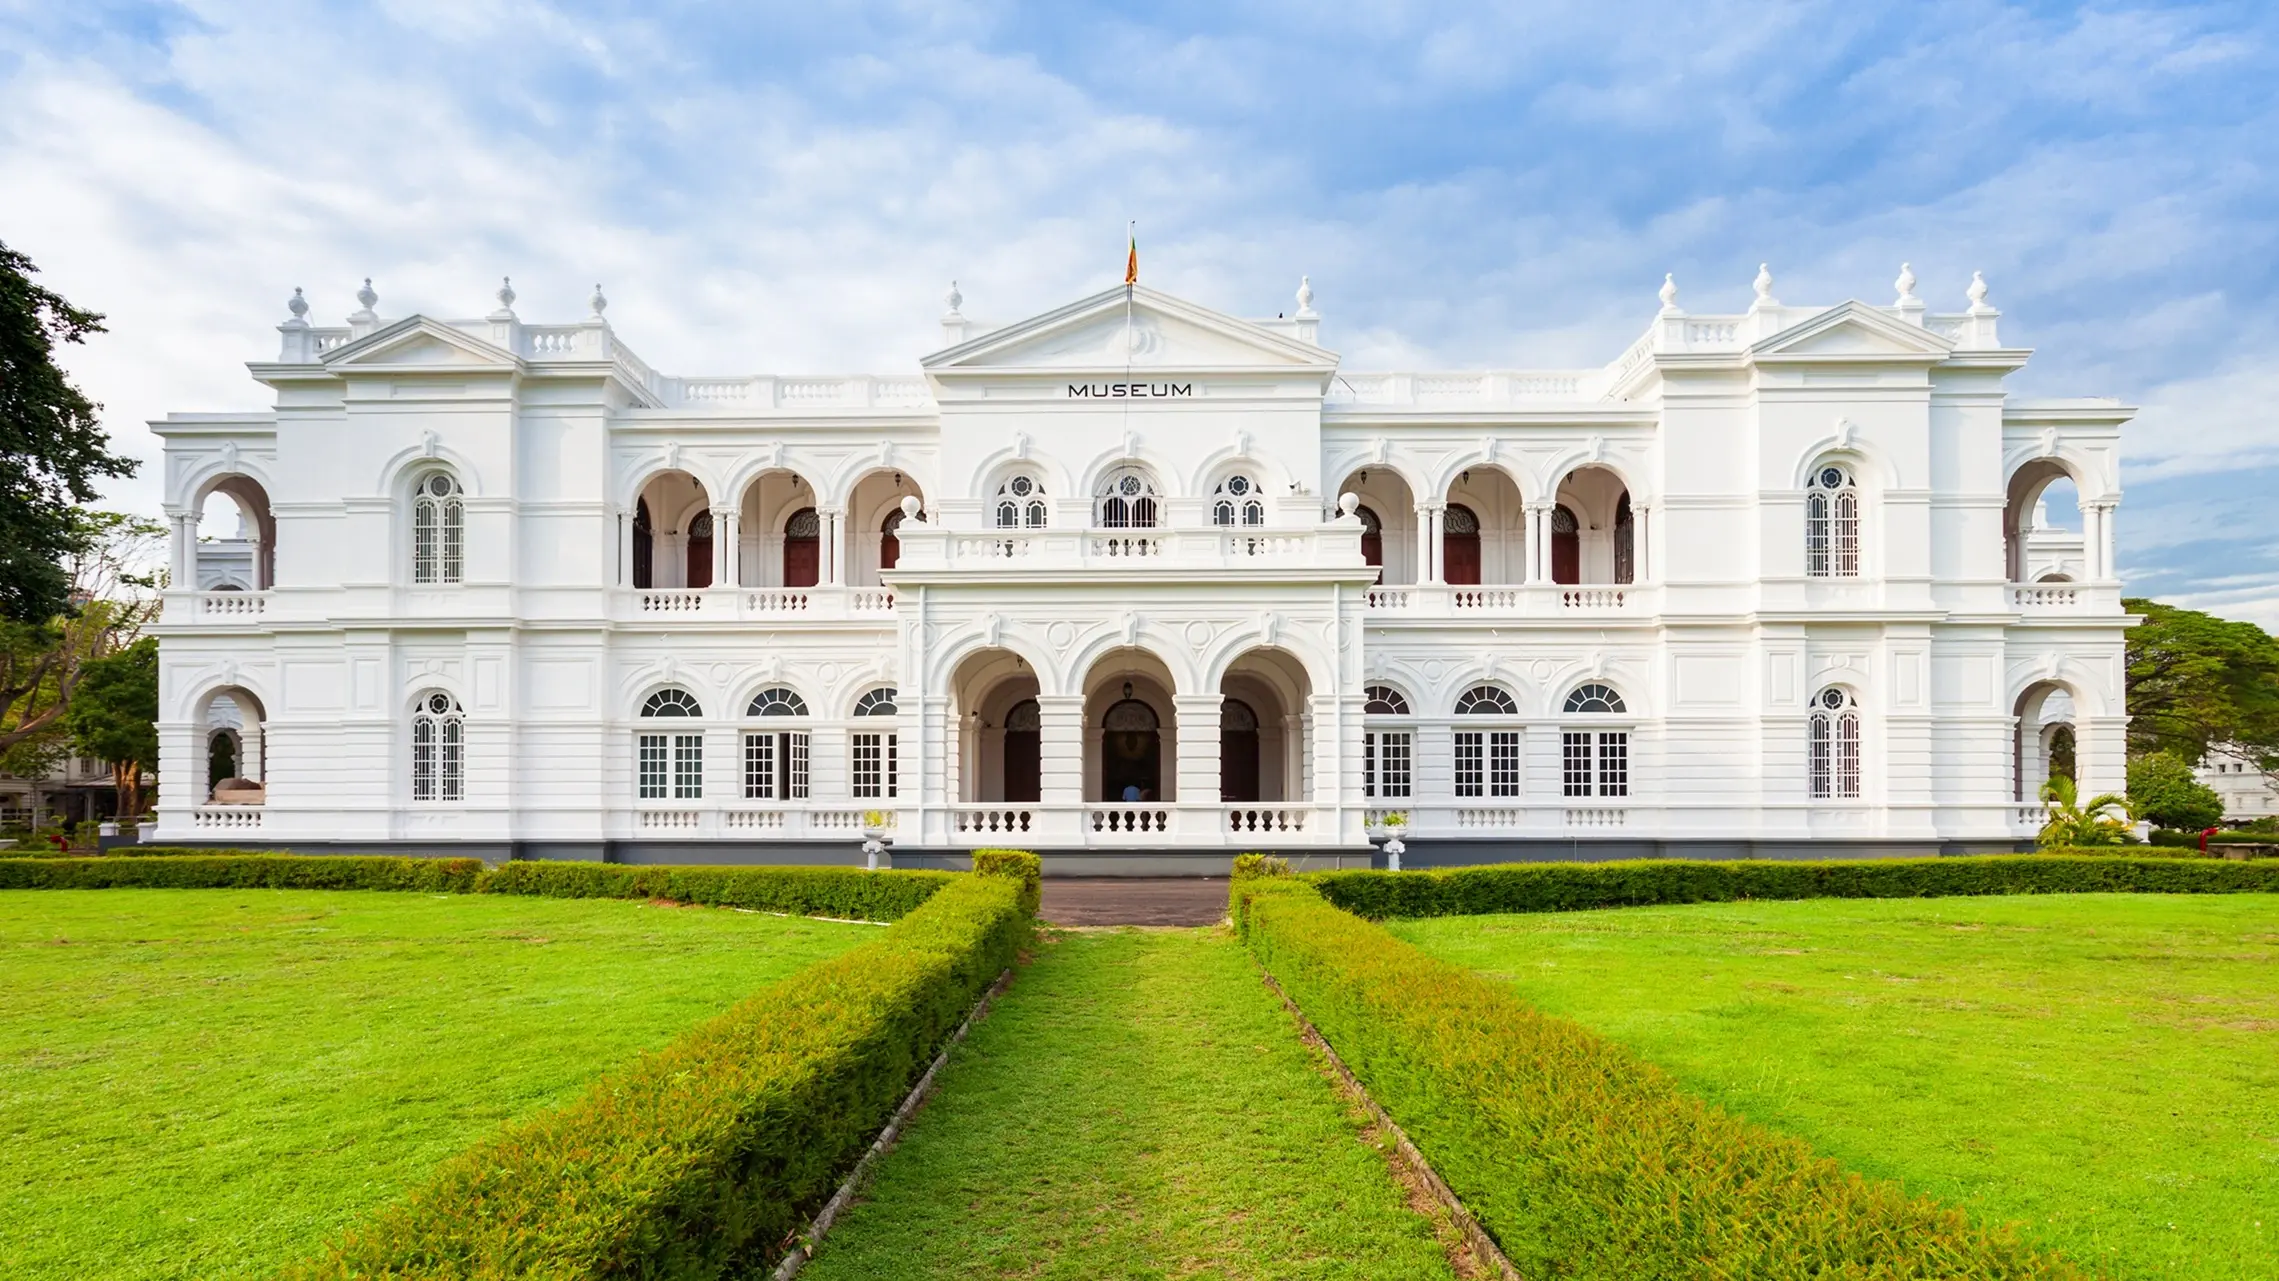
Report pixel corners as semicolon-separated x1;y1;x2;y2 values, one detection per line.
793;928;1461;1280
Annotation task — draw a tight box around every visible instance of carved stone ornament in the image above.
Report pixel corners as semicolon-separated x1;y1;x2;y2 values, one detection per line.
1834;418;1856;450
1259;612;1280;646
880;439;897;468
2039;427;2059;458
658;655;677;684
983;613;1003;648
1587;435;1607;463
665;441;681;472
1014;432;1031;461
1047;621;1076;652
421;429;440;459
1121;613;1140;646
220;441;239;470
1185;620;1213;650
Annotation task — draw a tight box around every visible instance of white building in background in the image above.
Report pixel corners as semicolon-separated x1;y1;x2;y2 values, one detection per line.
149;266;2131;869
2199;755;2279;824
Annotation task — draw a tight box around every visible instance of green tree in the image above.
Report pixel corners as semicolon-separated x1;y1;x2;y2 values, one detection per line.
2036;774;2132;849
2124;599;2279;775
65;635;157;816
0;241;138;623
0;510;163;757
2124;751;2224;832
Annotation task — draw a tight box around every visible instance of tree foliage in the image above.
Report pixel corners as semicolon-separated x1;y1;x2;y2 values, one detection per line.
2036;773;2132;849
0;510;164;763
2124;598;2279;778
66;635;157;816
2124;751;2225;832
0;241;138;623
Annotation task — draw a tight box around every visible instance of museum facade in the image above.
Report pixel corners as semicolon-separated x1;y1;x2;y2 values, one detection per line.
150;268;2129;867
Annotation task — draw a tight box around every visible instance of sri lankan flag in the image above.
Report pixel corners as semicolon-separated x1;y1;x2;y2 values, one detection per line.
1124;230;1138;286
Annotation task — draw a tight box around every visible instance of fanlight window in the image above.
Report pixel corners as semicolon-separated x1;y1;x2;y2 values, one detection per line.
746;687;808;718
853;687;899;717
785;508;821;538
1213;475;1265;527
1096;469;1160;529
640;688;703;718
996;475;1048;529
1363;685;1411;716
1806;465;1861;578
1443;504;1481;536
1455;685;1519;716
1562;683;1626;715
412;471;464;584
1222;699;1260;732
411;691;464;802
1809;686;1862;800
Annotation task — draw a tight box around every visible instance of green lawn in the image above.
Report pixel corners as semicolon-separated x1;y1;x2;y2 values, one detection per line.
1389;892;2279;1280
797;928;1460;1280
0;888;873;1281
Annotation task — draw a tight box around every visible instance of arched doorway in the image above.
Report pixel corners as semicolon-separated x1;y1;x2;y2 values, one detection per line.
1357;505;1383;581
1102;694;1161;802
1552;505;1580;584
1220;699;1261;802
783;508;820;587
632;499;654;589
1338;468;1416;585
880;508;904;571
1003;699;1040;802
685;512;713;588
1443;504;1482;585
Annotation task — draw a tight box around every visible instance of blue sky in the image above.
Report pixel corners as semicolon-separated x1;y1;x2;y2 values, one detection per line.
2;1;2274;621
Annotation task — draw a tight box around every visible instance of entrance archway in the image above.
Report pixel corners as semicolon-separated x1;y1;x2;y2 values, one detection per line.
1219;646;1314;803
1102;696;1161;801
1004;699;1040;802
1080;648;1179;803
1220;699;1261;802
948;646;1040;803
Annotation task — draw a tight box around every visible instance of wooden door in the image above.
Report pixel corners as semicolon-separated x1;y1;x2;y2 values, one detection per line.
784;507;820;588
1552;505;1580;584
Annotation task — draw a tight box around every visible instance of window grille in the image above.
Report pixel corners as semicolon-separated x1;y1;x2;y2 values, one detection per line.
852;687;898;717
1596;732;1628;797
1362;684;1411;716
1443;504;1480;535
1489;731;1522;796
1455;730;1485;797
746;687;809;717
638;734;670;798
411;690;464;802
672;734;703;799
1364;730;1412;798
995;474;1047;529
1809;687;1862;799
638;689;702;800
413;472;464;584
1562;731;1594;796
1095;469;1160;528
640;688;702;718
743;731;810;799
1806;466;1860;578
1562;683;1626;715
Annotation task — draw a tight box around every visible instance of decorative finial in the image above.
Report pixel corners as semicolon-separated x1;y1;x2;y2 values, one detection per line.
1338;491;1360;518
497;276;516;310
944;279;963;315
899;494;923;522
1752;263;1774;304
1295;275;1316;317
590;283;608;317
356;277;378;311
286;287;309;320
1657;273;1679;312
1894;262;1918;305
1967;270;1992;313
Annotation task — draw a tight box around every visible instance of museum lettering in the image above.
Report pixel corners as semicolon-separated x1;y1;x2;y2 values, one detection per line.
1067;381;1193;398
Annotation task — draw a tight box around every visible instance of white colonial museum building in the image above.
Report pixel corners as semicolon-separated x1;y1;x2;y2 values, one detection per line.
150;265;2130;868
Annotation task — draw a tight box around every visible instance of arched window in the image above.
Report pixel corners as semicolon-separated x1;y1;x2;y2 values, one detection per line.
880;508;904;571
637;688;702;800
783;507;820;588
1443;503;1481;585
686;510;714;589
412;472;464;584
1561;683;1627;798
1453;684;1520;799
851;687;898;799
1363;684;1412;799
1806;465;1860;578
744;687;809;800
1220;698;1262;802
411;691;464;802
1809;686;1861;800
1213;475;1265;527
1455;685;1519;716
996;475;1047;529
1096;469;1160;529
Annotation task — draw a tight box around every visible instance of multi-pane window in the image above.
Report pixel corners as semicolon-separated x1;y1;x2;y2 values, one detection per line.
412;472;464;584
1561;683;1629;798
1809;686;1862;799
410;691;463;802
996;475;1047;529
852;687;898;800
1095;469;1160;528
637;688;703;800
1805;465;1860;578
1212;475;1265;527
1363;683;1412;799
743;686;811;800
1453;684;1521;798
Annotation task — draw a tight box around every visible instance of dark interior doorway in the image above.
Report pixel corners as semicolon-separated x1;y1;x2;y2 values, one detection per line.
1220;698;1261;802
1003;698;1040;802
1444;503;1481;586
1101;698;1161;802
1552;505;1580;584
685;512;713;588
1357;504;1383;583
784;507;820;588
632;499;654;589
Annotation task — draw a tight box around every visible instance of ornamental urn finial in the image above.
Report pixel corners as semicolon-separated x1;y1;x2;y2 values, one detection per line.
1295;274;1317;318
1894;262;1918;306
1967;270;1993;313
356;277;378;311
286;286;309;321
1752;262;1774;304
497;276;516;310
944;279;963;316
590;283;608;317
1657;272;1679;313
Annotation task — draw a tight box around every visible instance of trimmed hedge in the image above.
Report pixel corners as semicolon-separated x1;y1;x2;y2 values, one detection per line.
1232;874;2087;1279
0;854;486;893
283;859;1033;1280
1308;853;2279;920
969;848;1042;916
480;861;953;921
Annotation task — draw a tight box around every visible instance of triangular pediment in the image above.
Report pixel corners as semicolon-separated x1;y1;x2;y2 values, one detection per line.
924;285;1336;375
1751;301;1955;361
325;316;520;371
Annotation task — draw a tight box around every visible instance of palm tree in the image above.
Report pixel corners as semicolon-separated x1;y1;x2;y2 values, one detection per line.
2036;774;2133;849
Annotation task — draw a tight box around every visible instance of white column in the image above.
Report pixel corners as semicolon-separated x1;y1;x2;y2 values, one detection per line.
172;514;197;590
1419;502;1445;584
821;508;843;585
1036;694;1085;804
713;508;735;588
1528;505;1551;582
1173;694;1223;805
1636;505;1651;582
240;722;265;784
2092;502;2116;581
